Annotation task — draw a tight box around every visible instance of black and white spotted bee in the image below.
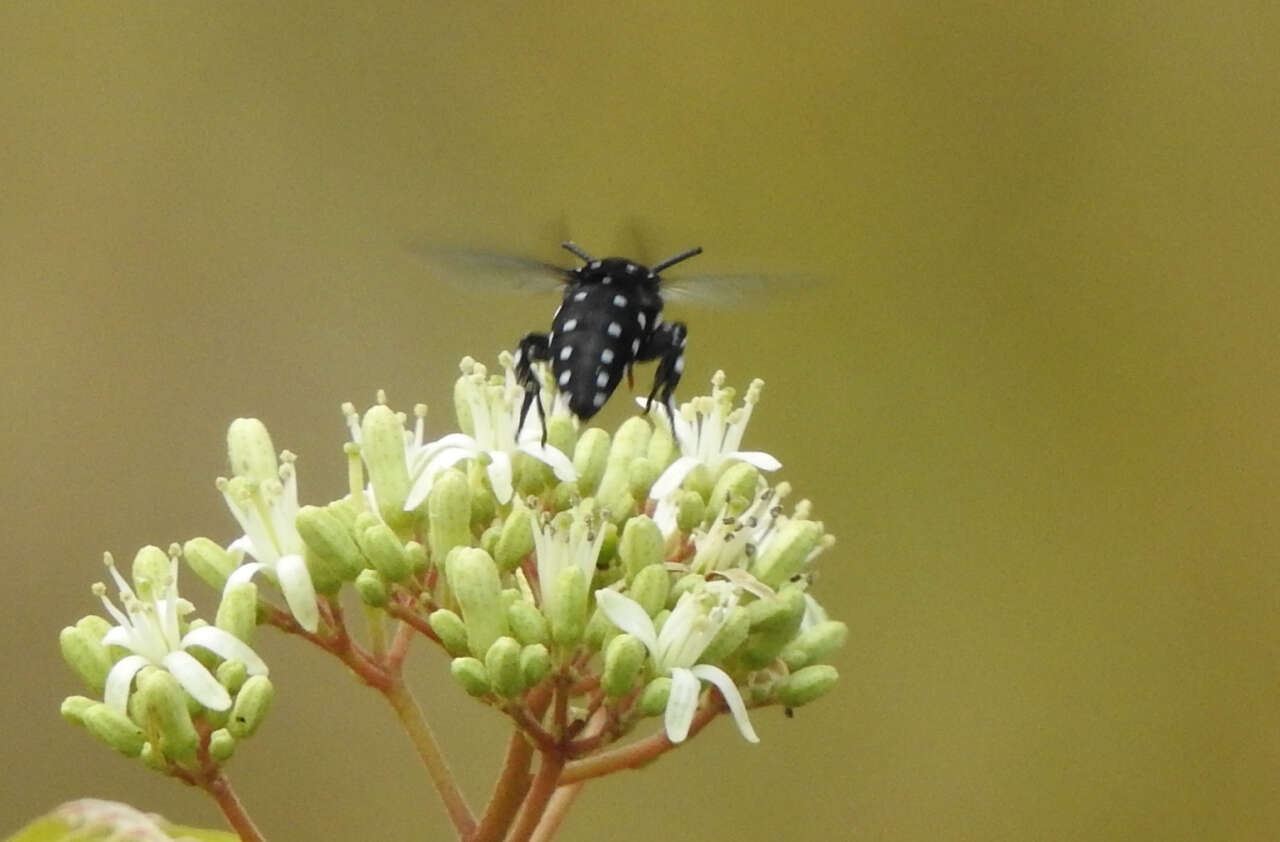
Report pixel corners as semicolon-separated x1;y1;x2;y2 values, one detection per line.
513;241;703;441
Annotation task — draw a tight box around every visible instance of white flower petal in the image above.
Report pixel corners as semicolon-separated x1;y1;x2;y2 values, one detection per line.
664;667;702;743
649;456;699;500
226;561;265;587
181;625;269;676
161;649;232;711
404;445;474;510
104;655;148;711
594;589;659;653
275;553;319;632
101;625;139;652
517;442;578;482
691;664;759;743
730;450;782;472
487;450;514;503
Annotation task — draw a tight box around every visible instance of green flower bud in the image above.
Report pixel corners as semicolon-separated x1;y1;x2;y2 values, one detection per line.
745;585;806;632
215;581;258;644
708;462;760;520
296;504;366;581
227;418;277;482
130;546;171;601
494;504;535;572
598;522;619;570
445;547;509;657
360;405;413;526
545;414;577;457
481;524;501;557
183;537;239;590
59;626;112;696
619;516;665;581
572;428;611;496
514;452;555;498
675;491;706;533
450;656;490;697
469;464;498;527
520;643;551;686
428;609;470;656
741;586;807;669
637;676;672;718
780;620;849;670
627;458;662;501
777;664;839;707
82;702;146;757
602;633;647;698
750;519;824;589
506;599;549;646
682;463;715;502
646;422;677;469
75;614;112;642
596;417;651;521
484;636;524;698
228;675;274;738
549;565;588;647
208;728;236;763
404;540;428;574
138;670;199;761
216;659;249;695
355;568;389;606
629;564;671;618
551;480;580;512
139;741;167;771
668;573;704;607
699;605;751;665
60;695;96;727
360;521;411;582
583;605;614;650
428;469;472;565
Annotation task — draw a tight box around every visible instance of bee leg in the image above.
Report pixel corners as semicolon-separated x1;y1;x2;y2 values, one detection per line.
515;333;551;445
638;321;687;440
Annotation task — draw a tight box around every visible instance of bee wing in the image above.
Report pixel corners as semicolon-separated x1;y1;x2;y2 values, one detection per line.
660;272;773;309
407;244;571;295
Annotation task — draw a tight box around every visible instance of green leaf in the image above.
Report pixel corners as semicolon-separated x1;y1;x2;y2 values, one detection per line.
5;800;239;842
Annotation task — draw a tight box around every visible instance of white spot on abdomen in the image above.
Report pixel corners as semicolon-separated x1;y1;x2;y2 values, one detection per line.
607;321;622;337
601;348;614;364
559;346;573;360
613;294;628;308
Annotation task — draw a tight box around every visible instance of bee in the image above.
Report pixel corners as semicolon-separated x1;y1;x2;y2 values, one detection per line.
514;241;702;440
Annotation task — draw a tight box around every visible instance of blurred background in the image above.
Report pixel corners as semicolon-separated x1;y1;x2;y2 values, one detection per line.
2;2;1277;840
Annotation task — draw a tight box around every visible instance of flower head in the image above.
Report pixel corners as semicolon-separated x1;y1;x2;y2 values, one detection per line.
596;581;759;743
646;372;781;500
404;355;576;508
95;549;267;712
531;504;605;617
219;419;319;632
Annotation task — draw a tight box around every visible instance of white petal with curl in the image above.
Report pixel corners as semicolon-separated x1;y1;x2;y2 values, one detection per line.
594;589;658;653
104;654;148;711
664;667;701;743
517;442;578;482
692;664;759;743
731;450;782;472
162;649;232;711
404;445;475;510
486;450;514;503
649;456;699;500
182;625;269;676
275;553;319;632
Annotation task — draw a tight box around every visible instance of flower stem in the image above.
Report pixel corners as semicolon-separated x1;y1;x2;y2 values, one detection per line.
472;728;535;842
505;751;565;842
559;701;720;784
529;782;584;842
205;771;266;842
382;678;476;838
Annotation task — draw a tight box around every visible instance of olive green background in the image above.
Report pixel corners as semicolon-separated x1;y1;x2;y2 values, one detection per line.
2;2;1277;840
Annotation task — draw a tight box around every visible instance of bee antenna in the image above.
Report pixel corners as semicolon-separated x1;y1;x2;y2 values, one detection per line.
650;246;703;274
561;241;594;263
